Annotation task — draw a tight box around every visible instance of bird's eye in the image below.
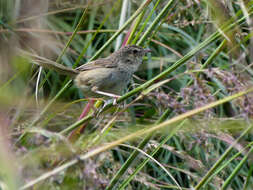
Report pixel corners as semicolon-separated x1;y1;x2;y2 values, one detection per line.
133;49;138;54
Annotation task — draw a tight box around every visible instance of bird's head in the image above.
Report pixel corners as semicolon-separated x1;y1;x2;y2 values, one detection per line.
116;45;151;73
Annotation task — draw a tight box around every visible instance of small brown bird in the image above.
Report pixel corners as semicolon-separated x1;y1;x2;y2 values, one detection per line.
36;45;150;98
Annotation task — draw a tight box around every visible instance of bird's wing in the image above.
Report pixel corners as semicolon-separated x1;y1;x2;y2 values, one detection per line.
76;58;117;71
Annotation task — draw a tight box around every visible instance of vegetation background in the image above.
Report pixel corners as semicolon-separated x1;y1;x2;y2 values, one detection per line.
0;0;253;189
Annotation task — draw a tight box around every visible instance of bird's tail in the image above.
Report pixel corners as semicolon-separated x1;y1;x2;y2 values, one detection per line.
21;50;80;77
35;60;79;77
19;50;80;78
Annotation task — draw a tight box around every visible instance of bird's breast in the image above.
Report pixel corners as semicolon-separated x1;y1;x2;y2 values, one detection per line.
75;68;132;97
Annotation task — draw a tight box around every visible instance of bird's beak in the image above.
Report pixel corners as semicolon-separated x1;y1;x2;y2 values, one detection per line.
144;49;152;53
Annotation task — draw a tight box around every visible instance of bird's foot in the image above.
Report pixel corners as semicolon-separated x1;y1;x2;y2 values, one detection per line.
95;97;121;117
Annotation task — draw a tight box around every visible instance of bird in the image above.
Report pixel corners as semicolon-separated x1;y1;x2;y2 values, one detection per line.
35;45;150;99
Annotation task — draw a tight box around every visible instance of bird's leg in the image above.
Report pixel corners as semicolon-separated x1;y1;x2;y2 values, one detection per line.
93;93;122;117
113;98;117;106
91;86;120;105
96;91;119;106
94;90;121;99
